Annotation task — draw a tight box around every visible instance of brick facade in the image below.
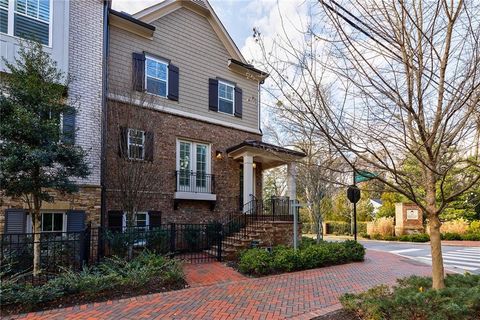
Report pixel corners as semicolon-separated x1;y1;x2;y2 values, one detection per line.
105;100;263;224
68;0;104;186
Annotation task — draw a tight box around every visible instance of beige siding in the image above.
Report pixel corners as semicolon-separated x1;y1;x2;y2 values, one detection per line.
108;7;260;132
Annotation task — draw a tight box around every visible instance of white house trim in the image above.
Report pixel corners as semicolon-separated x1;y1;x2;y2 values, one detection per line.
108;93;262;135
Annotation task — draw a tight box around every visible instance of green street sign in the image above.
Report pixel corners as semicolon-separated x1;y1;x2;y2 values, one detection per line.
354;170;378;183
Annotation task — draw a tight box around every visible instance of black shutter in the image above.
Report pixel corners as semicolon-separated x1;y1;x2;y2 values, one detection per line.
167;64;179;101
62;107;76;144
108;210;124;230
66;210;86;232
208;78;219;112
145;131;154;161
148;211;162;228
132;52;146;92
234;87;243;118
4;209;26;234
119;127;128;158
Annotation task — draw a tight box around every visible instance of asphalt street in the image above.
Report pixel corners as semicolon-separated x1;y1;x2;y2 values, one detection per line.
360;240;480;274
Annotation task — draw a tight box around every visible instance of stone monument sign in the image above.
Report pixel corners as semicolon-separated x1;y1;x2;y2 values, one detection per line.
395;203;424;236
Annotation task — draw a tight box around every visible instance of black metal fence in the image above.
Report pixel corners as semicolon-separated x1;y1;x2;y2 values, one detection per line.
0;231;89;284
0;223;223;283
0;200;295;283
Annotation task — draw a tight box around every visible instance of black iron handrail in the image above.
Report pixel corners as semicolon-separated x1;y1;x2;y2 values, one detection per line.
175;170;215;194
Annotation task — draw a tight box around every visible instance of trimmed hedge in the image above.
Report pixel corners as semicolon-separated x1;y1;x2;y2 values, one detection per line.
341;274;480;320
238;240;365;276
325;221;367;235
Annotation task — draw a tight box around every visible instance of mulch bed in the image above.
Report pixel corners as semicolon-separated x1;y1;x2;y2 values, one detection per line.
1;278;187;317
313;309;359;320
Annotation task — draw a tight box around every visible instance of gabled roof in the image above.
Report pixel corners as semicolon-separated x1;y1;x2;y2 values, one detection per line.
132;0;246;63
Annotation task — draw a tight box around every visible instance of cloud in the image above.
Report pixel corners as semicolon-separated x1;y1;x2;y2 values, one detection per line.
111;0;160;14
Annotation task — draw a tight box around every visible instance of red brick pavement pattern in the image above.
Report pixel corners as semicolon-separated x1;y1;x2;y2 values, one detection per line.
11;250;433;320
184;262;248;288
442;240;480;247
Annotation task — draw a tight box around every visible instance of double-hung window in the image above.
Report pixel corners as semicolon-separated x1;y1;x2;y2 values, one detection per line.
146;56;168;97
41;212;65;232
135;212;148;231
177;140;211;193
128;128;145;160
218;81;235;115
13;0;50;45
0;0;8;34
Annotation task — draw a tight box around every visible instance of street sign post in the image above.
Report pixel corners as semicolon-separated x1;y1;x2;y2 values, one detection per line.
347;184;360;241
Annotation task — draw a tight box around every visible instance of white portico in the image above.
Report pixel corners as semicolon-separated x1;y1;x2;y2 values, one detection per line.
226;140;306;209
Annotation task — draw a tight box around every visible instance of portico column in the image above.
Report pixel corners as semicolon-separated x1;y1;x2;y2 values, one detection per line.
243;154;254;210
287;162;297;201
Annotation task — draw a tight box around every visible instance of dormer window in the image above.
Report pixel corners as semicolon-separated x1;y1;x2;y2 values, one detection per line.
218;81;235;115
146;56;168;97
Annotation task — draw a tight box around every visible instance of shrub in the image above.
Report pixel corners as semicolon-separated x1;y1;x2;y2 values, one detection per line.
359;232;370;239
325;221;351;235
441;232;463;241
300;237;318;248
397;233;430;242
271;246;300;272
367;217;394;236
0;251;184;309
238;248;273;276
461;233;480;241
469;220;480;233
441;219;470;235
238;241;366;276
341;273;480;320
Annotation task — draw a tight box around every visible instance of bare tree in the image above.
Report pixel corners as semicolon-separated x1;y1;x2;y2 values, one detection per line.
106;90;163;245
252;0;480;289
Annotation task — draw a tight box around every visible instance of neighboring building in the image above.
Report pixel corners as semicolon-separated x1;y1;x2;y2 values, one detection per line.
370;198;382;217
105;0;305;228
1;0;105;233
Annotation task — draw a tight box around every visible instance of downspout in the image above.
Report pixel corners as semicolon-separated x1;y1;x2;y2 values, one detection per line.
100;0;111;228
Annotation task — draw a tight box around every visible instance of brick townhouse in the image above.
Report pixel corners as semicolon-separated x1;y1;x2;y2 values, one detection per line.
104;0;304;229
1;0;304;238
0;0;105;233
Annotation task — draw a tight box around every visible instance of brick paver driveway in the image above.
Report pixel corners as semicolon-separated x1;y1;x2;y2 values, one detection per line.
12;250;433;320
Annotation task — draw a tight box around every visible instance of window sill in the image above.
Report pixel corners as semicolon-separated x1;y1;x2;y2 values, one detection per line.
174;192;216;201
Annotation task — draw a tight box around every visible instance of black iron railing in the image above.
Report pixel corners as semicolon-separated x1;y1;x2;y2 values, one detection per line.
175;170;215;194
221;197;296;247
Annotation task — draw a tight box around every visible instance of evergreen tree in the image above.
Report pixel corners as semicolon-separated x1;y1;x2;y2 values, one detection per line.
0;41;90;276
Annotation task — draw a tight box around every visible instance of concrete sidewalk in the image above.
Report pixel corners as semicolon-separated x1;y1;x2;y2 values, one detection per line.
11;250;434;320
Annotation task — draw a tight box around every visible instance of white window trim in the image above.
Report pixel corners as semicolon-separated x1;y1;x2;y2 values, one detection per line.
145;55;169;98
40;211;67;233
121;212;150;229
218;80;235;116
127;128;145;161
175;139;211;174
3;0;53;47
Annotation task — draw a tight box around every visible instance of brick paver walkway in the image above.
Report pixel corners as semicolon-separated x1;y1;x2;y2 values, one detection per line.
184;262;247;288
11;250;433;320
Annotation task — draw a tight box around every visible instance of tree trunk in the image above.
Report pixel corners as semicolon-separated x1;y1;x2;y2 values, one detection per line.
428;215;445;289
32;196;42;276
425;171;445;290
